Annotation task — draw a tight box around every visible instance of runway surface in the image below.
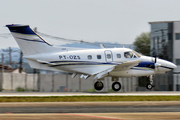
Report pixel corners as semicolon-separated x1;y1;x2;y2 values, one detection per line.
0;91;180;96
0;101;180;113
1;113;180;120
0;102;180;120
0;92;180;120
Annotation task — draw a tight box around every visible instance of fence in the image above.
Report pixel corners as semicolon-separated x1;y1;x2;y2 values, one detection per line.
0;73;180;92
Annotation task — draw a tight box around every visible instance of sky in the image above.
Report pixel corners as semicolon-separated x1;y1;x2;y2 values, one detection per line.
1;0;180;48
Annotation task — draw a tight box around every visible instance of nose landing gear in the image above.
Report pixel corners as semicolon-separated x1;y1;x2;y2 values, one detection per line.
146;75;154;90
146;84;153;90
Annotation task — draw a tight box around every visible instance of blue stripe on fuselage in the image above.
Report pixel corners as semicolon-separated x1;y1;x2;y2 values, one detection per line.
49;61;120;65
48;61;120;67
39;60;174;70
135;61;154;68
160;66;173;70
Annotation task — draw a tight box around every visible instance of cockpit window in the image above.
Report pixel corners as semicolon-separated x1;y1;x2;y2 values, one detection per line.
133;55;137;58
132;50;141;57
124;51;133;58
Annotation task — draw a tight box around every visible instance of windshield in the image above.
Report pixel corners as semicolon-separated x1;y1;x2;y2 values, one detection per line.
132;50;142;57
124;51;133;58
124;51;141;58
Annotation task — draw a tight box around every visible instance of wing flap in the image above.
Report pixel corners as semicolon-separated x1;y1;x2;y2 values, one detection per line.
93;67;114;80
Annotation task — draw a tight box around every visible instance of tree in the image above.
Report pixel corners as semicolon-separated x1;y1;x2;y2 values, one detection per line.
133;32;150;56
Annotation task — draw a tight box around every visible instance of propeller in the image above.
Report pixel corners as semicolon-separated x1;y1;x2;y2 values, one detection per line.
153;56;161;70
155;56;157;63
148;56;161;69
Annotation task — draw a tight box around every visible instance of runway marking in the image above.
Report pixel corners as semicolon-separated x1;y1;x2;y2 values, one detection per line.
60;113;123;120
0;113;180;120
0;92;180;97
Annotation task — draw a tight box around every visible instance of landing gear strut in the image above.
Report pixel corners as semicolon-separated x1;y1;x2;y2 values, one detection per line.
94;81;104;91
146;75;154;90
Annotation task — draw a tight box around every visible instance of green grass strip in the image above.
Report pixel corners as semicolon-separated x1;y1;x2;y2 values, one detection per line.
0;96;179;102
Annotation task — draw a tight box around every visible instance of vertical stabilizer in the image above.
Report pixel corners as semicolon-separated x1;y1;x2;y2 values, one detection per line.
6;24;54;55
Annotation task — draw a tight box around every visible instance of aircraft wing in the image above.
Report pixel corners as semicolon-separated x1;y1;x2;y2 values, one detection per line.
37;59;141;80
113;59;142;71
93;59;141;80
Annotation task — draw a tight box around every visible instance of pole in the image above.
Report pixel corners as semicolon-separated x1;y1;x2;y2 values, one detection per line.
52;73;54;92
9;47;12;66
66;74;68;92
37;69;41;92
19;51;23;73
33;69;36;91
1;54;4;91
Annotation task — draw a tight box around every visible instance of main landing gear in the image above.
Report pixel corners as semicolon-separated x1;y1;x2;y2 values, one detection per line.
146;75;154;90
94;81;104;91
112;82;121;91
94;77;121;92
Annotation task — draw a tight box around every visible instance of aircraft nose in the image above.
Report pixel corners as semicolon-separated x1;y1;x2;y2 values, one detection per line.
172;63;177;69
169;62;177;69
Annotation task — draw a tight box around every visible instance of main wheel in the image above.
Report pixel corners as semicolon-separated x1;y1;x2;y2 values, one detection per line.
112;82;121;91
146;84;153;90
94;81;104;91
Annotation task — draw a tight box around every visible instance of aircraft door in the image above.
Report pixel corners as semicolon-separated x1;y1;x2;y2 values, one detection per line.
104;50;113;62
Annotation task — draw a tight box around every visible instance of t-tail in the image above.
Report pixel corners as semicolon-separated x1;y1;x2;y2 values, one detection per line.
6;24;68;70
6;24;60;55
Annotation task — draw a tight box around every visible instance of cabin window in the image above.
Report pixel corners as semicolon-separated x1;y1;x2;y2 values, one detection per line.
124;51;133;58
117;54;121;58
107;54;111;59
97;55;101;59
87;55;92;59
133;55;137;58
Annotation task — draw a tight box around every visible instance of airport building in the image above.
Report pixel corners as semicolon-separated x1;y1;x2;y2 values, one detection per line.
149;20;180;72
149;21;180;90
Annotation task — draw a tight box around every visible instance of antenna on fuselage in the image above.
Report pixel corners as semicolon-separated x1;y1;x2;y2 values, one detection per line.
100;44;105;49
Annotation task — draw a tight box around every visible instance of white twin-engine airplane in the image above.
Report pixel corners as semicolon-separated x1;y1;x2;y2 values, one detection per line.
6;24;177;91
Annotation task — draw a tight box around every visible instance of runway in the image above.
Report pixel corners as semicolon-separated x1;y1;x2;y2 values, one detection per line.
1;113;180;120
0;91;180;97
0;101;180;113
0;92;180;119
0;102;180;120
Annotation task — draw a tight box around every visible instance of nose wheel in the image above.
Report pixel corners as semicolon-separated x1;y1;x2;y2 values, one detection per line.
94;81;104;91
146;84;153;90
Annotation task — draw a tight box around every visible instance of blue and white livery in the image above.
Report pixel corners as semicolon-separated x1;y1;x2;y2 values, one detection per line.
6;24;177;91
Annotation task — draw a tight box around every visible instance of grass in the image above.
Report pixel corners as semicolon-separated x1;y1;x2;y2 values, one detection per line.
0;96;179;102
